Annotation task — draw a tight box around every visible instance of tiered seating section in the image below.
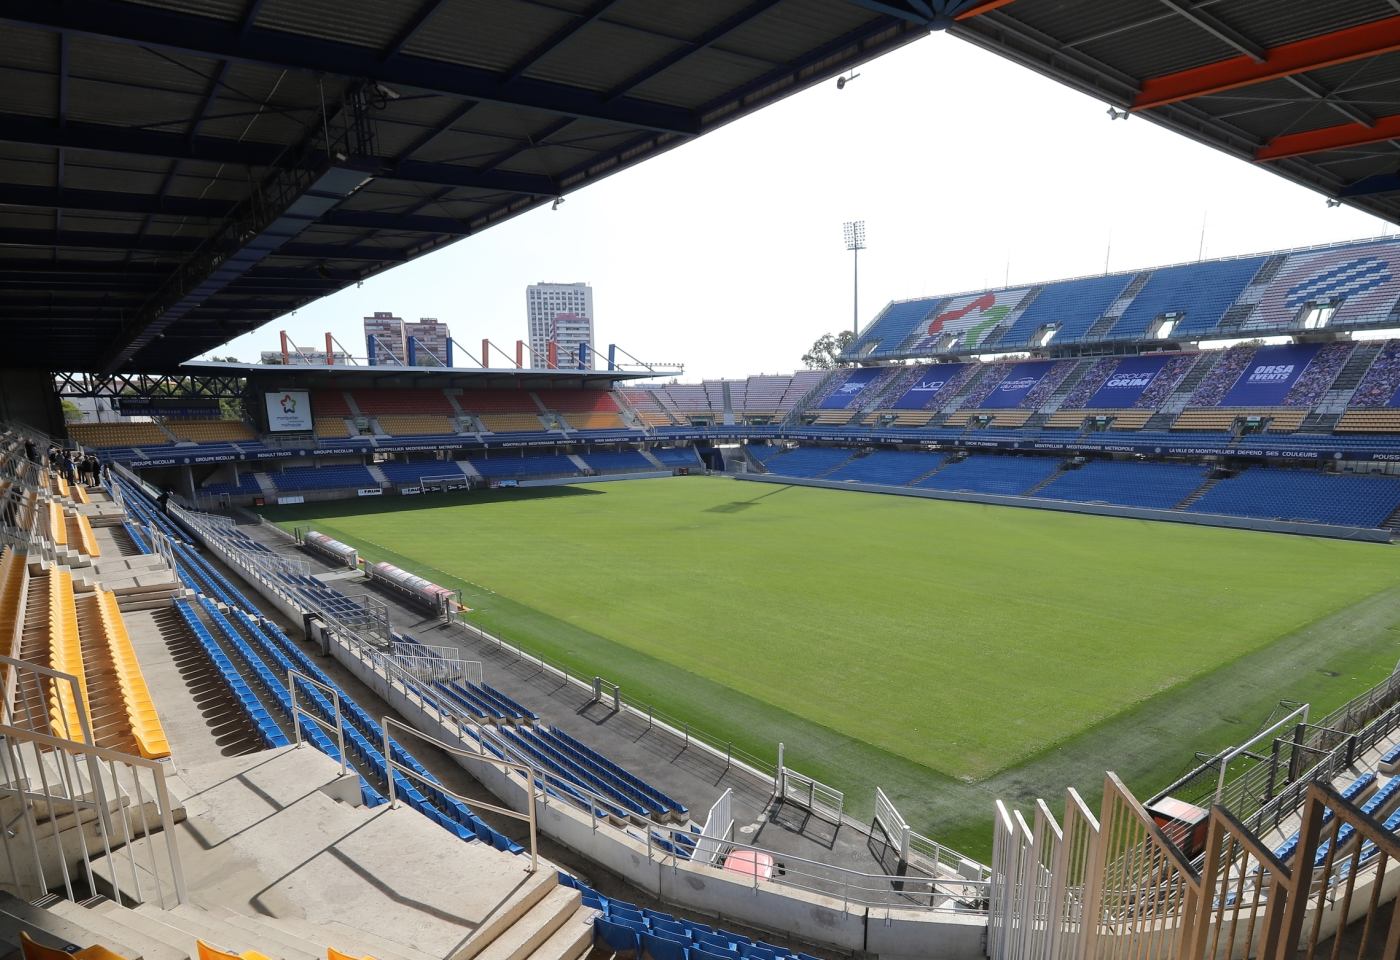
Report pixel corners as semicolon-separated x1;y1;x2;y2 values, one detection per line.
164;420;255;442
272;465;376;492
69;423;170;448
470;454;580;479
845;236;1400;359
758;446;1400;529
113;476;528;852
588;884;820;960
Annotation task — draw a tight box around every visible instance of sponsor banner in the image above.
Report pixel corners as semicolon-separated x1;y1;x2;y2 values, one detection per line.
1253;240;1400;329
113;397;221;417
265;391;312;431
891;368;955;409
1219;343;1322;406
357;488;383;496
906;288;1033;353
1084;355;1172;409
380;442;469;452
276;495;305;505
982;360;1056;409
252;449;295;459
818;368;884;409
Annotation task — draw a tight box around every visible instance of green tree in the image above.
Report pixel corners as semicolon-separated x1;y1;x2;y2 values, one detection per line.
61;399;82;423
801;330;855;369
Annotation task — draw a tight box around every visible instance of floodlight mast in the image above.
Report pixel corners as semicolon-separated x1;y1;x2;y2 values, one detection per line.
843;221;866;340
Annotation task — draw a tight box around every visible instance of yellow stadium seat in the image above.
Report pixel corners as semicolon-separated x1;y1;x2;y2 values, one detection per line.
97;590;170;759
563;412;626;430
315;417;352;438
329;948;377;960
22;930;131;960
375;415;456;436
163;419;255;442
48;568;89;742
478;413;545;433
197;940;275;960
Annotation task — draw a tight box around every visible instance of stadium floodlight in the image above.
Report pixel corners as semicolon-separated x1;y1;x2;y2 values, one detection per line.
844;221;866;339
1106;105;1129;120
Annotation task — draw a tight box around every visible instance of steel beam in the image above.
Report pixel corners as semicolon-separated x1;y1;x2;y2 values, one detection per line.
502;0;622;83
1256;112;1400;162
0;0;698;135
1134;15;1400;110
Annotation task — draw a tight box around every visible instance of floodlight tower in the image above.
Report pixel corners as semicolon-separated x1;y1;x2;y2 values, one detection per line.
843;220;866;340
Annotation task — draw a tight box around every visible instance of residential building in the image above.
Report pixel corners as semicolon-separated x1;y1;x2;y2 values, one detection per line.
526;283;594;369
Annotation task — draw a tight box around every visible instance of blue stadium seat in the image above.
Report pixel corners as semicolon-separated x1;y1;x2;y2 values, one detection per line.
914;454;1062;496
764;446;854;477
1188;467;1400;527
822;450;948;486
581;450;654;473
1036;459;1209;510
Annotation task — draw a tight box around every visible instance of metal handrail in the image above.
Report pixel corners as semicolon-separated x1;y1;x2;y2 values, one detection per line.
287;668;347;778
381;716;539;874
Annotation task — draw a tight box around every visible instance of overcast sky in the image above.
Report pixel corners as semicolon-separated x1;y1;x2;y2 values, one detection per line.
212;28;1392;383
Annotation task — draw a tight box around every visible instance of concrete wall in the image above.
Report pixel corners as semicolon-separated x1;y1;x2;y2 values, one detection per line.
735;473;1394;543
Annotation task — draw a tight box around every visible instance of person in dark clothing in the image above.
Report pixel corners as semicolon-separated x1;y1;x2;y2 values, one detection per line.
23;440;36;463
156;489;171;515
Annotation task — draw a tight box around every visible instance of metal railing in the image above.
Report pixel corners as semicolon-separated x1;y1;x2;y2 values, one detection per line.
381;717;538;874
288;668;347;778
0;657;186;908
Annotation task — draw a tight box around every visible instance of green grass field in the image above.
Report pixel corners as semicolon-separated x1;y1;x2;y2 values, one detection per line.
263;476;1400;855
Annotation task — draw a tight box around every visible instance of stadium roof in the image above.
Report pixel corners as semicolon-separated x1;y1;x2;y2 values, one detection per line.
0;0;936;375
949;0;1400;225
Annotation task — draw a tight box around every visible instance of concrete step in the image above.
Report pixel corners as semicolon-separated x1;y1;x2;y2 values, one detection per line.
91;899;203;956
525;906;595;960
135;903;316;960
170;904;319;960
47;899;189;960
200;908;327;960
0;892;133;958
468;886;581;960
266;917;431;960
266;923;428;960
453;872;562;960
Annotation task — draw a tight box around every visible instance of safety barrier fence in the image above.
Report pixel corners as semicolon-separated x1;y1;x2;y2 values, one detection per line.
692;788;733;866
0;656;186;908
991;769;1400;960
382;717;539;874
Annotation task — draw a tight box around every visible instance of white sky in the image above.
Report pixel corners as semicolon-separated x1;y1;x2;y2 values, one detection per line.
212;29;1393;383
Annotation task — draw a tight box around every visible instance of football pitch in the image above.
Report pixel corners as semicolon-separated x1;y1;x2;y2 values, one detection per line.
262;476;1400;853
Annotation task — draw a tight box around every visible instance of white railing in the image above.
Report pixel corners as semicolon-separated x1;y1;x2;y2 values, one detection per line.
288;668;347;778
778;759;844;824
0;657;186;908
692;788;733;865
382;717;539;874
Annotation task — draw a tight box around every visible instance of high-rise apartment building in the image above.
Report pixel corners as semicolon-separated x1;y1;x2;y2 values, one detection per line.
363;313;452;366
406;317;450;366
364;312;406;365
526;283;594;369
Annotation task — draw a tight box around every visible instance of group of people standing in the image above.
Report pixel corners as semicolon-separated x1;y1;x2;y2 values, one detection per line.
24;439;103;486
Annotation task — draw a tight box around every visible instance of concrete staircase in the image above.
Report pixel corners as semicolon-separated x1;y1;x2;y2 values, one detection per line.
8;748;597;960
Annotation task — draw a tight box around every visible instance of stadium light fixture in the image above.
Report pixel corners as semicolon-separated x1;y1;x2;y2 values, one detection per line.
836;71;860;89
552;196;566;211
1326;198;1343;207
844;221;866;340
1106;105;1129;120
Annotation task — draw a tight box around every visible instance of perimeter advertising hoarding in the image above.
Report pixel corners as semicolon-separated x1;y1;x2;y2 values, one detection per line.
1251;240;1400;330
1218;343;1322;406
818;368;884;409
981;360;1055;409
1084;355;1171;408
264;391;312;431
905;288;1034;353
891;367;954;409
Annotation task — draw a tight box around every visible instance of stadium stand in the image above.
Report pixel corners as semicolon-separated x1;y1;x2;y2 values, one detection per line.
470;454;582;479
1350;340;1400;408
581;450;654;474
763;446;854;478
374;415;459;436
309;388;352;417
478;413;547;433
535;389;621;412
375;460;460;485
652;446;703;467
271;465;377;492
313;417;352;438
200;473;263;497
350;388;455;417
1037;460;1210;510
823;450;948;485
565;412;629;430
163;420;256;443
68;423;171;448
1110;257;1268;340
915;454;1063;496
999;274;1135;346
1187;467;1400;527
456;390;543;413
